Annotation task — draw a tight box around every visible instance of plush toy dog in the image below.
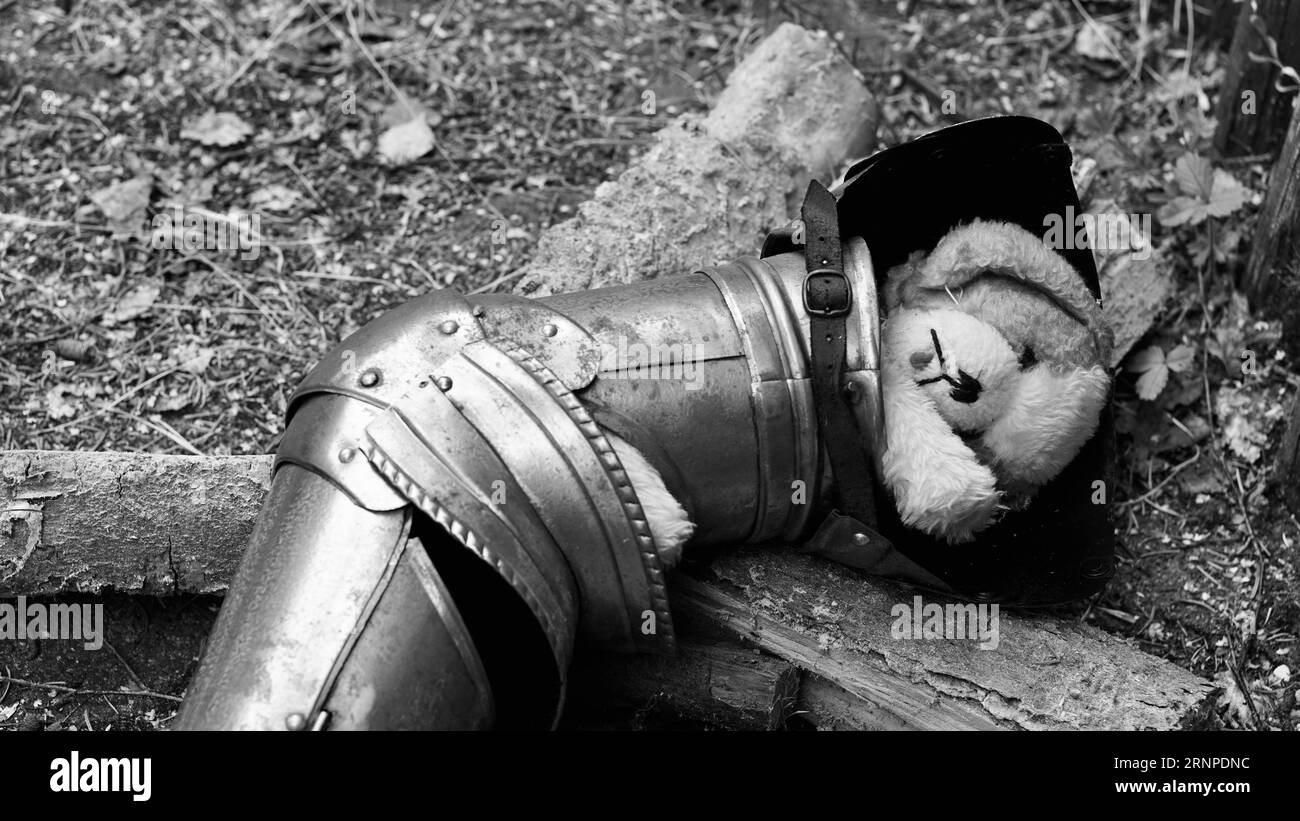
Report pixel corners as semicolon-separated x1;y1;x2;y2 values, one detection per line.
617;219;1112;563
879;220;1112;543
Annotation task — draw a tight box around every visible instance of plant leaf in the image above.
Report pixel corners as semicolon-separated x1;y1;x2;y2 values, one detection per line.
1206;169;1247;217
1165;343;1196;374
1173;152;1215;199
1135;363;1169;401
1157;196;1205;226
1125;344;1165;373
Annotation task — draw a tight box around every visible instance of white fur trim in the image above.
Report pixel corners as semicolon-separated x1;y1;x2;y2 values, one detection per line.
607;433;695;567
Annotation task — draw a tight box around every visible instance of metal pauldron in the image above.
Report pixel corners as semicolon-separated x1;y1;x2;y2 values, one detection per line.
174;240;884;731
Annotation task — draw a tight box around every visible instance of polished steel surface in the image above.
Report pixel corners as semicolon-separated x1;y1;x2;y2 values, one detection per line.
175;465;493;730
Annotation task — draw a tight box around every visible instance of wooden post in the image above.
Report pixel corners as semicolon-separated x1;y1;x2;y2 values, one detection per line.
1279;395;1300;514
1213;0;1300;158
1243;98;1300;354
1198;0;1248;52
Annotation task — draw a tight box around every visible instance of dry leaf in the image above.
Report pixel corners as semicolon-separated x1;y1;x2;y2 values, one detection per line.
249;184;300;212
176;343;216;374
1214;385;1281;464
378;117;435;165
103;281;162;326
45;383;81;420
1214;671;1253;727
377;96;436;165
181;110;253;147
90;174;152;239
1074;21;1122;62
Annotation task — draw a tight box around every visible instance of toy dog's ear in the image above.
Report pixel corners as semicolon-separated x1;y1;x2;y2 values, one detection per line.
917;220;1112;365
880;356;1002;544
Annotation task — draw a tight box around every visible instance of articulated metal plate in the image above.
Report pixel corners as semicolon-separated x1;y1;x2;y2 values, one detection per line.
174;465;494;730
281;288;675;657
361;337;673;655
363;405;580;670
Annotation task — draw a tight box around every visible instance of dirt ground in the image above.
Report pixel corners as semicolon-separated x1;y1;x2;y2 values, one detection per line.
1;0;1297;730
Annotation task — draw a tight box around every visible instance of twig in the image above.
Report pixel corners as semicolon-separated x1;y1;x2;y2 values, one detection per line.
1120;447;1202;508
103;639;149;693
0;675;182;704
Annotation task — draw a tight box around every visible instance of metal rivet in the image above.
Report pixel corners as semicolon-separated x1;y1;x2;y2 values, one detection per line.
285;713;307;731
439;319;459;335
359;368;381;388
852;532;869;546
471;305;485;318
842;382;861;403
542;323;558;337
338;447;357;463
435;376;453;391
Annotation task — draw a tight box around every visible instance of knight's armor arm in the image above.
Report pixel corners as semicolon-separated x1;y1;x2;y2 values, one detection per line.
176;116;1114;731
175;237;883;730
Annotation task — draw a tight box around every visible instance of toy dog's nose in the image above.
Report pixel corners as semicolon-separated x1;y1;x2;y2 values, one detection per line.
949;370;982;404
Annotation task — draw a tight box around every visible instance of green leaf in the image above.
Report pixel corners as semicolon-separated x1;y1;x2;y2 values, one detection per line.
1157;196;1204;226
1165;343;1196;373
1135;364;1169;401
1173;153;1215;199
1125;344;1165;373
1126;345;1172;401
1206;169;1247;217
1162;153;1248;226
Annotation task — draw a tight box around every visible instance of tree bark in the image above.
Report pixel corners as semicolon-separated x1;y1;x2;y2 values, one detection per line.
1278;390;1300;514
1213;0;1300;158
1243;99;1300;358
1199;0;1248;52
0;450;1216;730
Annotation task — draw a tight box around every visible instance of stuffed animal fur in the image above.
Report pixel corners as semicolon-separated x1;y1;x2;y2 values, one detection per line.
880;220;1112;543
610;219;1112;562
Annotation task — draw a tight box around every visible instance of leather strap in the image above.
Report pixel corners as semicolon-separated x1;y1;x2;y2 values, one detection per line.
800;180;877;528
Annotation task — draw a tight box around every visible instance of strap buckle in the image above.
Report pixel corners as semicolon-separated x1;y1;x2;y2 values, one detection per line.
803;268;852;317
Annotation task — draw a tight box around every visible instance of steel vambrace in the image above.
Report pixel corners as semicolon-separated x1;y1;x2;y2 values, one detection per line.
174;240;883;731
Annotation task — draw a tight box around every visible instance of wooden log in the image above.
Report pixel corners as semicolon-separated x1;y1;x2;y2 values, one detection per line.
0;450;269;595
1243;99;1300;356
0;450;1217;730
1213;0;1300;158
564;637;801;730
685;553;1216;731
513;22;878;298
